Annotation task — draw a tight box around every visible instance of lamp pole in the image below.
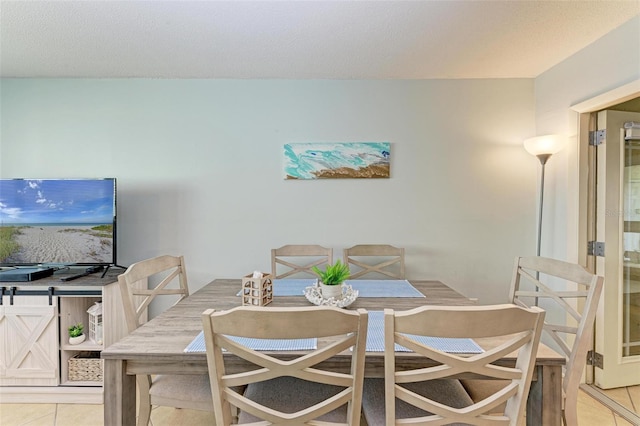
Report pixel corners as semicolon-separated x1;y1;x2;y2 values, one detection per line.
535;153;551;257
523;134;564;259
524;135;564;298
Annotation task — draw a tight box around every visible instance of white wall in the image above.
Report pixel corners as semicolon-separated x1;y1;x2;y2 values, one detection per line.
531;15;639;356
534;15;640;262
1;78;536;307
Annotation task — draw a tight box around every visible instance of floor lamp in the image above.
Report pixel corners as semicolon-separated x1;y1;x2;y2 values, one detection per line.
523;135;566;258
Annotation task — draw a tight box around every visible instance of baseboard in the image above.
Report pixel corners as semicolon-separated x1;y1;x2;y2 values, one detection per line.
0;386;103;404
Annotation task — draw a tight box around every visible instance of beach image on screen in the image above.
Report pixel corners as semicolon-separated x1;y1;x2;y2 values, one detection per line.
0;179;116;265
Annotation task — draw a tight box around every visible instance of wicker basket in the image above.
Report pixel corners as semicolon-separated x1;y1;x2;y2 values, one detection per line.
68;352;103;382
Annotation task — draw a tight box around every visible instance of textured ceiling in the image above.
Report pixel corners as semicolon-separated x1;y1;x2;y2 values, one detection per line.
1;0;639;79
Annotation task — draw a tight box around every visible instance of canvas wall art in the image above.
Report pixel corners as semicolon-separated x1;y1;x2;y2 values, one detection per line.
284;142;390;179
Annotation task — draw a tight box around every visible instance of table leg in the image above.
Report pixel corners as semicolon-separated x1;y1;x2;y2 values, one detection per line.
527;364;563;426
104;359;136;426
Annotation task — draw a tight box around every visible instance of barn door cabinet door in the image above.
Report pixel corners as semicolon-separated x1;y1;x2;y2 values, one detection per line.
0;296;59;386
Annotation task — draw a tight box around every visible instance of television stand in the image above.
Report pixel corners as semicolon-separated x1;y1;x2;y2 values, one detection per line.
0;268;140;404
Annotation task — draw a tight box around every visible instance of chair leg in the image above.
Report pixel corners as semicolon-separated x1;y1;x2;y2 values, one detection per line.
563;394;578;426
562;409;578;426
231;405;238;424
136;375;153;426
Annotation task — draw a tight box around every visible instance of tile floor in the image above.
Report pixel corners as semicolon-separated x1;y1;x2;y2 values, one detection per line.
0;386;638;425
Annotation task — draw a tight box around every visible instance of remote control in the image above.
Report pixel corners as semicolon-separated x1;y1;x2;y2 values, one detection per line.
60;265;105;281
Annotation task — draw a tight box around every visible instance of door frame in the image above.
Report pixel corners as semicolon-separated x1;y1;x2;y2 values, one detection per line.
571;79;640;384
573;79;640;272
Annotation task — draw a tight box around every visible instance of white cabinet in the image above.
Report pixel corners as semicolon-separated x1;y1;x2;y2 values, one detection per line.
0;270;130;403
0;296;59;386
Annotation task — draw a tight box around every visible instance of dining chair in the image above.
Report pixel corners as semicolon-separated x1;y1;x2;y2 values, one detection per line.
462;256;604;426
201;305;368;425
271;244;333;278
343;244;405;279
118;255;213;425
361;304;545;425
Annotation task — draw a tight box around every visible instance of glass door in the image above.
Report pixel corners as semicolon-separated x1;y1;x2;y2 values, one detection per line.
595;109;640;388
622;130;640;358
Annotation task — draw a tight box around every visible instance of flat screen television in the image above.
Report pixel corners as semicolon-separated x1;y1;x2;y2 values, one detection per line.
0;178;117;267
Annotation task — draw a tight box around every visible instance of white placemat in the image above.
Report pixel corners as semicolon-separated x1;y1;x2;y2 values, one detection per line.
365;311;484;353
346;280;425;298
273;279;316;295
184;331;317;353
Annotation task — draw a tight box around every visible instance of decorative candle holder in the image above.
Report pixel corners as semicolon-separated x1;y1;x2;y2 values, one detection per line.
241;273;273;306
87;302;103;344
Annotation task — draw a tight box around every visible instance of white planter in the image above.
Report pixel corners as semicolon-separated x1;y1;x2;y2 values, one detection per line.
320;282;344;299
69;334;86;345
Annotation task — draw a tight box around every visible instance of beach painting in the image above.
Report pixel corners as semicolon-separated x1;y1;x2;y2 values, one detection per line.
284;142;391;179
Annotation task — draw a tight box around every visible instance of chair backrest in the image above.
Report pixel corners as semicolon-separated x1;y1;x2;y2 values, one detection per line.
271;244;333;278
383;304;545;425
343;244;405;279
201;305;368;425
508;256;604;406
117;255;190;333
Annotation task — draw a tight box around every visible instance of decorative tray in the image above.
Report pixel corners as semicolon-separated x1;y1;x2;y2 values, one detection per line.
303;284;358;308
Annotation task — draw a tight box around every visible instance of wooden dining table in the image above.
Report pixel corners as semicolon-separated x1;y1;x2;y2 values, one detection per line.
102;279;565;426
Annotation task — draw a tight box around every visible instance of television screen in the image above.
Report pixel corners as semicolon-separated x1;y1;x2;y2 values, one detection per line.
0;178;117;266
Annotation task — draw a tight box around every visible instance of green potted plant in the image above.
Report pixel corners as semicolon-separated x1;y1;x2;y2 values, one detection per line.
68;322;85;345
312;260;350;299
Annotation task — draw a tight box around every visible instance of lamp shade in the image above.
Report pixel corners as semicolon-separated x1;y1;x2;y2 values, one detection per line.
523;134;565;157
